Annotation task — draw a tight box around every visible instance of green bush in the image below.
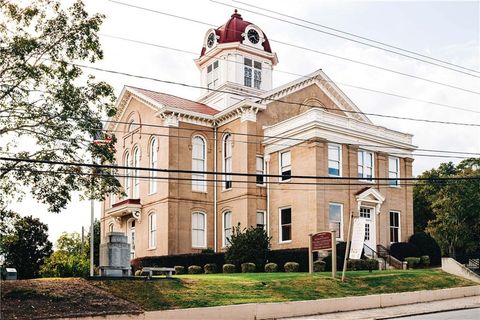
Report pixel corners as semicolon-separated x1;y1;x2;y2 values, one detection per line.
204;263;218;274
241;262;256;273
40;251;89;278
405;257;421;269
420;255;430;268
264;262;278;272
409;232;441;266
365;259;379;271
313;260;326;272
174;266;185;275
188;265;203;274
222;264;236;273
347;259;379;271
390;242;420;261
201;248;215;254
284;262;300;272
225;224;271;271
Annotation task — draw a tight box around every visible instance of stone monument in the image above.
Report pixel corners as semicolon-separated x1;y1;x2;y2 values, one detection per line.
99;232;131;277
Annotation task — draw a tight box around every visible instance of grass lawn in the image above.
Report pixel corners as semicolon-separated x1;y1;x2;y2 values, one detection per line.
91;269;476;311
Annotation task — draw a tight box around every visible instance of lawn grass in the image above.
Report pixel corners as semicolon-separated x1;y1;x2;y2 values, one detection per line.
91;269;475;311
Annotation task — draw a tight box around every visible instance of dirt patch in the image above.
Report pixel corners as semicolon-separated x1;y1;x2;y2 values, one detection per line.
0;278;143;319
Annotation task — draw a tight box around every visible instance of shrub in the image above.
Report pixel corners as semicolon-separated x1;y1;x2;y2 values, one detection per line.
174;266;185;275
324;242;366;272
264;262;278;272
134;270;142;276
284;262;300;272
40;251;89;278
365;259;379;271
390;242;420;261
408;232;441;266
204;263;218;274
225;224;270;271
347;259;379;271
313;260;325;272
223;264;236;273
130;252;225;273
201;248;215;254
267;248;316;272
420;255;430;268
405;257;421;269
188;265;203;274
241;262;256;273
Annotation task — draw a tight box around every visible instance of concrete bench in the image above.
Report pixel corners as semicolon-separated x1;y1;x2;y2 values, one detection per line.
142;267;175;279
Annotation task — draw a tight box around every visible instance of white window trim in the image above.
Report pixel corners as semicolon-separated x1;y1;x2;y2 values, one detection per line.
279;150;291;183
192;135;207;193
148;212;157;249
222;133;233;191
279;206;292;244
243;56;262;89
191;212;207;249
358;150;375;183
132;147;140;198
256;210;266;230
256;155;266;187
388;156;401;188
222;210;232;248
328;202;344;241
389;210;401;244
108;222;114;233
149;138;158;195
328;143;342;177
124;151;131;198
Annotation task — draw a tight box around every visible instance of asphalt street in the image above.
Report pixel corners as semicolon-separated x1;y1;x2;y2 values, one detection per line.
391;308;480;320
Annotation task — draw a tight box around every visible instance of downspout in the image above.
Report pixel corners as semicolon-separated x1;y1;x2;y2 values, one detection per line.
213;125;218;252
265;154;271;238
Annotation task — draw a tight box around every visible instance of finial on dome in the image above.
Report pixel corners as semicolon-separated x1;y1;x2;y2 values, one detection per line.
231;9;241;18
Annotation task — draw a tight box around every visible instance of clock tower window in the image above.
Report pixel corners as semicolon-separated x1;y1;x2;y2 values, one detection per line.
207;60;219;89
244;58;262;89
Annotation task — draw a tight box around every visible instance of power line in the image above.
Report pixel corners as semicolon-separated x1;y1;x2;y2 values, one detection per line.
72;62;480;127
101;33;479;114
2;167;462;191
224;0;480;76
2;156;479;181
107;0;480;95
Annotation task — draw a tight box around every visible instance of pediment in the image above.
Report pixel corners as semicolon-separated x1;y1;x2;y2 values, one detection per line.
355;187;385;204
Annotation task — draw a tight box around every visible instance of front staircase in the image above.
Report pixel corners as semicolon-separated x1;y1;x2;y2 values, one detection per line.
361;244;403;270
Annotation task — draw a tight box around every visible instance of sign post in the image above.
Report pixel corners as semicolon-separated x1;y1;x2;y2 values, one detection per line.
309;231;336;279
341;212;354;282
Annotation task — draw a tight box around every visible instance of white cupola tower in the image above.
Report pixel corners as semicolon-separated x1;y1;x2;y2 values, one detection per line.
195;10;278;110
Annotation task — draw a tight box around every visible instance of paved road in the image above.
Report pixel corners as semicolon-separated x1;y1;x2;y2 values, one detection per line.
285;296;480;320
391;308;479;319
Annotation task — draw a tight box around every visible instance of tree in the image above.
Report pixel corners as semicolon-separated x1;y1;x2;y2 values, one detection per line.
225;224;271;270
413;158;480;258
40;231;88;277
0;212;53;279
0;0;120;214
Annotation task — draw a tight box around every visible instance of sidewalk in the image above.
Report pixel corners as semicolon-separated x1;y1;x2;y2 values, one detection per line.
285;296;480;320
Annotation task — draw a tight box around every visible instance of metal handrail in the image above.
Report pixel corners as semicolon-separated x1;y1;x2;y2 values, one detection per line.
377;244;403;269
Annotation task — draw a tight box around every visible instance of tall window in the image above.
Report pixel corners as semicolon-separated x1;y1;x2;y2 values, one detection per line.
223;134;232;189
280;207;292;242
108;223;114;233
244;58;262;89
256;211;266;230
148;213;157;248
124;151;131;198
223;211;232;246
389;157;400;186
132;147;140;198
328;144;341;176
329;203;343;239
390;211;400;243
192;136;207;192
256;156;265;186
207;61;219;89
149;138;158;194
358;150;374;180
127;118;138;132
280;151;291;181
192;212;206;248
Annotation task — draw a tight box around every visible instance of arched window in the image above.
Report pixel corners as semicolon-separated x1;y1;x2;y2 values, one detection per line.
149;138;158;194
108;223;114;233
223;133;232;189
223;211;232;247
191;212;206;248
124;151;131;198
127;118;138;132
192;135;207;192
148;212;157;249
132;147;140;198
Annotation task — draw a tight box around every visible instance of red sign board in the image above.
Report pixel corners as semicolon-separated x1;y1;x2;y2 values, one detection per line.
311;232;332;251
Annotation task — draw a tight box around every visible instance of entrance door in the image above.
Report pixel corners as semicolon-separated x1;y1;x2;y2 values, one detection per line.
360;207;376;253
127;219;136;260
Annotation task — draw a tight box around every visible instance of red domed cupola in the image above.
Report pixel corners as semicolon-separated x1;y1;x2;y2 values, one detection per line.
200;10;272;56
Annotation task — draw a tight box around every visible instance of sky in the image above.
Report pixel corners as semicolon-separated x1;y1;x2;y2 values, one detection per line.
9;0;480;244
